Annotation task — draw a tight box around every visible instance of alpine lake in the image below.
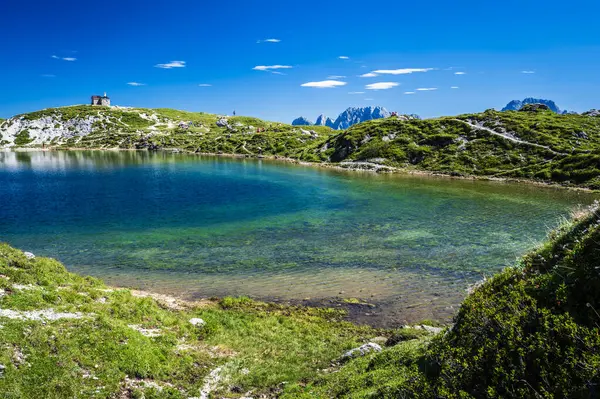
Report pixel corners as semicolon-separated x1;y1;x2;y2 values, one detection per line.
1;150;597;327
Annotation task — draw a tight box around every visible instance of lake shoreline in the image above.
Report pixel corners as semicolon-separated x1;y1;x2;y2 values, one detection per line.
7;147;598;194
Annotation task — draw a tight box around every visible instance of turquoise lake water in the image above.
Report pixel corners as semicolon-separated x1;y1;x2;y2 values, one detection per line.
0;150;597;326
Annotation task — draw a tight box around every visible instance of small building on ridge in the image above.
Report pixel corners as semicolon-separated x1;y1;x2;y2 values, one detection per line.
91;92;110;106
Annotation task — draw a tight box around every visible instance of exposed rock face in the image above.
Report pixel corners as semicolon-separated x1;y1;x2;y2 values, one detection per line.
0;114;101;147
332;106;391;130
583;109;600;117
314;114;336;128
293;106;392;130
502;98;564;114
314;114;328;126
291;117;312;126
518;103;551;112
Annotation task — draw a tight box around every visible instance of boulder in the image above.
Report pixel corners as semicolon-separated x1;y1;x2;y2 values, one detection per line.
189;318;206;328
340;342;382;362
216;118;229;128
23;252;35;259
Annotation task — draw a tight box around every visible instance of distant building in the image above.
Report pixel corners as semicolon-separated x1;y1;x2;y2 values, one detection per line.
91;92;110;106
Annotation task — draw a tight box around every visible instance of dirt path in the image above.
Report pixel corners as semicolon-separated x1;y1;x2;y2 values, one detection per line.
452;119;566;155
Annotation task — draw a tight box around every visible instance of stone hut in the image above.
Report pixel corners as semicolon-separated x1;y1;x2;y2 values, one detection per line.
91;92;110;106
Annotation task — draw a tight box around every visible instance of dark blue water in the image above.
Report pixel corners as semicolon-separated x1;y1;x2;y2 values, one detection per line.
1;150;596;324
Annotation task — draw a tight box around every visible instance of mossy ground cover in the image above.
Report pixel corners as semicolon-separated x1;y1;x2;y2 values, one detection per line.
0;244;380;398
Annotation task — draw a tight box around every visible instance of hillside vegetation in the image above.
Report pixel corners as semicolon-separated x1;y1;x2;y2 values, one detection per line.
283;202;600;398
1;105;599;188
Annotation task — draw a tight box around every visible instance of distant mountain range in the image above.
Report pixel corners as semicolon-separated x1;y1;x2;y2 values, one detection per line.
502;98;569;114
292;106;393;130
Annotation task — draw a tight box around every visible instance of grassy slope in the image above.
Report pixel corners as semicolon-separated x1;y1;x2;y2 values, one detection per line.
0;244;383;399
3;105;599;189
302;109;600;189
283;203;600;398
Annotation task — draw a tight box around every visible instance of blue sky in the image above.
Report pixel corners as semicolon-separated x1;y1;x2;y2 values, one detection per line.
1;0;599;122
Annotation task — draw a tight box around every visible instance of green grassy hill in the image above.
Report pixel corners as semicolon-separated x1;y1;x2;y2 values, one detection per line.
300;108;600;189
282;202;600;398
1;105;599;188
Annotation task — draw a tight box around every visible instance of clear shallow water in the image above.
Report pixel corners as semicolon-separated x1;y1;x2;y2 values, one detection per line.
0;150;597;326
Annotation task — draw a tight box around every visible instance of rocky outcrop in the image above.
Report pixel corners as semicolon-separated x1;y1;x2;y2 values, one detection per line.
583;109;600;117
518;103;551;112
292;106;392;130
332;106;390;130
340;343;382;362
291;117;312;126
502;98;565;114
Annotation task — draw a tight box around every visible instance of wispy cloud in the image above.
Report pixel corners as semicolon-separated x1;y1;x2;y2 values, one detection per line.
338;56;349;60
404;92;415;95
155;60;186;69
52;55;76;61
198;84;212;87
521;70;535;74
416;88;437;91
327;75;346;79
454;71;466;75
253;65;292;71
361;68;433;78
257;38;281;43
451;86;459;89
41;74;56;78
127;82;145;86
348;91;365;94
364;98;374;101
301;80;347;88
271;71;286;75
365;82;399;90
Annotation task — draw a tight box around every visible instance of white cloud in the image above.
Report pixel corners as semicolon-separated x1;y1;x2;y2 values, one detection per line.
155;60;186;69
454;71;466;75
451;86;459;89
198;84;212;87
301;80;347;88
52;55;76;61
404;91;415;95
364;98;374;101
365;82;399;90
41;74;56;78
338;56;349;59
348;91;365;94
327;75;346;79
271;71;286;75
359;72;379;78
416;87;437;91
521;70;535;74
252;65;292;71
127;82;145;86
372;68;433;75
257;38;281;43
